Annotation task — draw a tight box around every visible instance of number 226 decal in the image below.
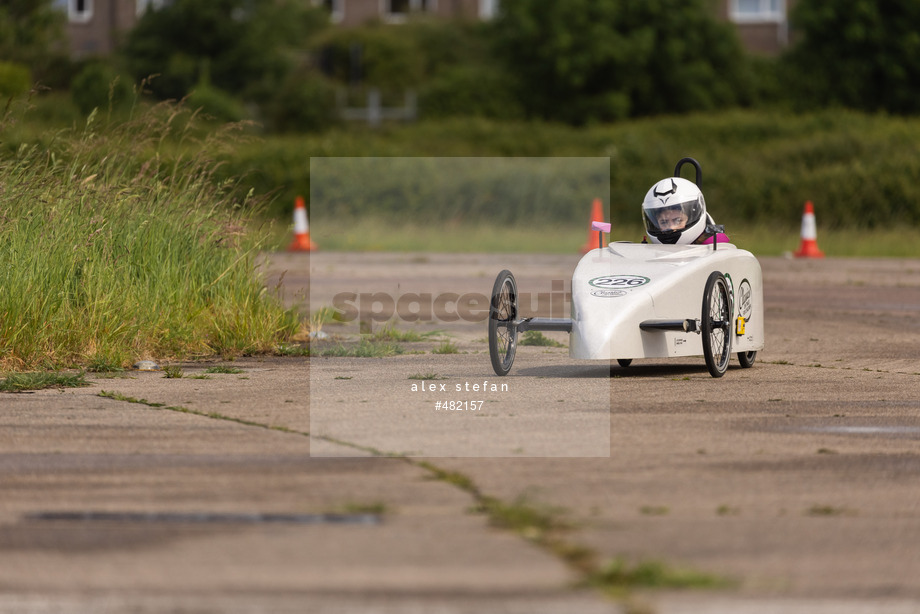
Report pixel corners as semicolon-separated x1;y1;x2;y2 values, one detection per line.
588;275;650;288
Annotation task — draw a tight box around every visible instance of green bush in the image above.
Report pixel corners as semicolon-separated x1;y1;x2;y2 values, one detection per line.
31;53;76;91
0;1;67;86
7;92;81;133
186;83;246;123
0;61;31;98
216;110;920;231
782;0;920;114
71;62;133;116
312;19;504;117
491;0;752;124
419;64;523;120
265;70;339;133
123;0;328;102
313;22;426;90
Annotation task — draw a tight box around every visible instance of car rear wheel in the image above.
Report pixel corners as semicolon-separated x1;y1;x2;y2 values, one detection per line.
737;350;756;368
702;271;732;378
489;270;518;376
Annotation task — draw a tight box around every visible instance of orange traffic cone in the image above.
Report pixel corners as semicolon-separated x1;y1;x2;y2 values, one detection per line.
793;201;824;258
288;196;317;252
580;198;606;253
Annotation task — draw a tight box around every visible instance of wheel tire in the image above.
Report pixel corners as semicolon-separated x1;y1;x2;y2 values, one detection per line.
488;270;518;376
701;271;732;378
737;350;757;368
617;359;633;368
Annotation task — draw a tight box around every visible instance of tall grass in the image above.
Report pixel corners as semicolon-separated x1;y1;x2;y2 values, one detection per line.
0;101;299;370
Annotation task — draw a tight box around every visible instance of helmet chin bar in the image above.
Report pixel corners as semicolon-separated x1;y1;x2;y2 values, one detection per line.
657;231;680;245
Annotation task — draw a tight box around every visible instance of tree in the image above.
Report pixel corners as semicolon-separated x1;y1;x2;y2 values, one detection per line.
122;0;328;101
0;0;67;82
491;0;751;124
783;0;920;113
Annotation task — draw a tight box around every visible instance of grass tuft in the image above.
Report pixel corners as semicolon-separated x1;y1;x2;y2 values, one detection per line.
584;558;730;594
162;365;183;379
204;365;245;374
0;371;90;392
315;339;405;358
86;355;125;373
807;504;852;516
369;323;440;343
473;495;572;540
431;340;460;354
519;331;566;347
416;461;478;493
276;343;310;356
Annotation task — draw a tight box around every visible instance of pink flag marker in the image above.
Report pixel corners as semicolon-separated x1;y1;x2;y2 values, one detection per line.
591;221;611;233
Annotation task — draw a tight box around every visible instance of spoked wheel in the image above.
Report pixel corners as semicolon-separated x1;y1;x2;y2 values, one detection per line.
701;271;732;378
489;270;518;376
737;351;757;368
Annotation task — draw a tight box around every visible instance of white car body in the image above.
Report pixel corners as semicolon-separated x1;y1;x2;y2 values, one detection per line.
569;242;764;361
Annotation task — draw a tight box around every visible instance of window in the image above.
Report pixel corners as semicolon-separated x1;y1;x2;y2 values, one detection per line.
383;0;435;23
388;0;409;15
68;0;93;23
730;0;784;22
479;0;499;19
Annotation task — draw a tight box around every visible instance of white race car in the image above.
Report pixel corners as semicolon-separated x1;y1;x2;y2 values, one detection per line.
488;158;764;378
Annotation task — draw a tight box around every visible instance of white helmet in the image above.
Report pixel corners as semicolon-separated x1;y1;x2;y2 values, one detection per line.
642;177;707;245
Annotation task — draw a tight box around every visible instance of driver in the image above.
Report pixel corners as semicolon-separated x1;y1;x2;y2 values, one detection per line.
641;177;728;245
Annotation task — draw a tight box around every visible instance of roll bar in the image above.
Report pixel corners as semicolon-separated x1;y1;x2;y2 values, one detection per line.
674;157;702;187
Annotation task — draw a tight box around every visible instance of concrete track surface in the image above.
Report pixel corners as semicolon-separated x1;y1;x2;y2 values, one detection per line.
1;252;919;614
